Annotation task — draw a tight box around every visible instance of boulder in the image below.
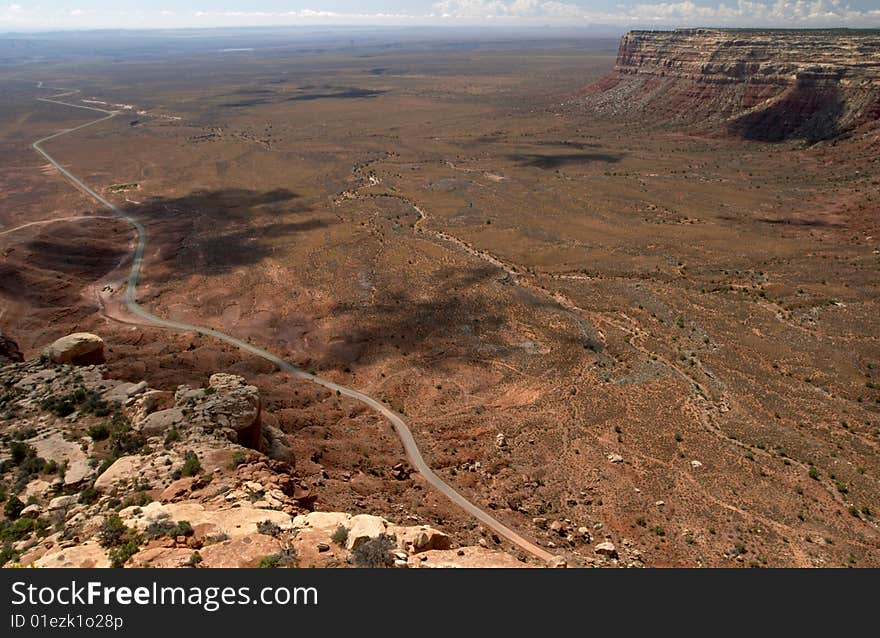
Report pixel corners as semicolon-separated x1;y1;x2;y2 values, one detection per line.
21;479;53;501
387;524;451;554
48;494;79;511
345;514;387;551
292;511;351;533
159;477;198;502
179;374;262;448
198;534;281;568
128;547;196;568
32;432;91;486
139;407;185;437
20;504;42;518
44;333;105;366
34;542;110;568
93;455;141;492
595;541;618;558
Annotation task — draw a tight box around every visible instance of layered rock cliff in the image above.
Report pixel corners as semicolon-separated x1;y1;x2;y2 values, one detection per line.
584;29;880;142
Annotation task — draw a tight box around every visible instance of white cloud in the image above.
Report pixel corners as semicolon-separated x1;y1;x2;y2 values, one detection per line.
0;1;878;30
431;0;880;25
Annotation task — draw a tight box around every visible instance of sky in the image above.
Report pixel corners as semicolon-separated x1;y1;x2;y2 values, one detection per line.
2;0;879;31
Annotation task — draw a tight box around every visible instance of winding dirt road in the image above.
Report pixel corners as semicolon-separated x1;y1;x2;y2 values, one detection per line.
30;87;556;564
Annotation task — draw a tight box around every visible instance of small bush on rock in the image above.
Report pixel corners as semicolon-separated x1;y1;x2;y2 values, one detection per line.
352;535;396;568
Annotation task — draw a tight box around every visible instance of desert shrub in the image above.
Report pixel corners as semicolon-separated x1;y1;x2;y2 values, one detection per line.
108;539;140;568
108;418;145;456
79;483;99;505
172;451;201;480
203;532;229;546
187;551;202;567
809;466;820;480
351;535;396;568
231;450;246;468
257;520;282;537
0;517;38;543
80;391;112;417
9;441;32;465
87;423;110;441
12;428;36;441
119;491;152;510
164;428;181;446
0;543;19;566
259;547;297;568
98;515;132;548
331;525;349;546
4;495;25;520
40;395;75;417
144;519;193;539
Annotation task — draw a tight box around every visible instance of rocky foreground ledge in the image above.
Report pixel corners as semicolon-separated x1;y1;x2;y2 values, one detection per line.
0;332;528;568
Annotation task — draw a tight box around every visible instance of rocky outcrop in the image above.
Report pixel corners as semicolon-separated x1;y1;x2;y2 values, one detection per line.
44;332;105;365
0;331;23;364
584;29;880;142
0;334;530;570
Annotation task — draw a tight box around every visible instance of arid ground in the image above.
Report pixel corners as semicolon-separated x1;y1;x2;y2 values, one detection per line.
1;29;878;566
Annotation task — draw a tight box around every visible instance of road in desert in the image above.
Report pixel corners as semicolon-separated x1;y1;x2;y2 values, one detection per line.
30;88;557;564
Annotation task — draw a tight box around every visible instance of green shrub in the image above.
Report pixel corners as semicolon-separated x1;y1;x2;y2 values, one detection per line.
257;520;282;537
809;466;820;480
87;423;110;441
119;491;152;510
0;517;38;543
144;520;193;539
108;539;140;568
164;428;181;446
173;451;201;480
3;495;25;520
331;525;349;546
0;543;20;566
40;396;75;417
352;535;396;568
108;419;145;456
79;484;99;505
98;515;132;548
9;441;32;465
259;548;297;568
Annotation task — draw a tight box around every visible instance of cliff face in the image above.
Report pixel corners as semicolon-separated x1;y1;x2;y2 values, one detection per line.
586;29;880;142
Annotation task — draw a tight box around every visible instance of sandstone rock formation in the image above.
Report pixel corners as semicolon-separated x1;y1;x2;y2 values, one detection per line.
44;332;105;365
0;336;531;569
584;29;880;142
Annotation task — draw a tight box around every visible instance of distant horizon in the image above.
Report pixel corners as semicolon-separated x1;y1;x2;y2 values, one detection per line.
3;23;880;37
2;1;879;33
